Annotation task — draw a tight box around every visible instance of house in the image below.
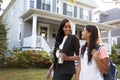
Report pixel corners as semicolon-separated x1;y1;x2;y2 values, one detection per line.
0;0;3;22
1;0;113;53
94;8;120;46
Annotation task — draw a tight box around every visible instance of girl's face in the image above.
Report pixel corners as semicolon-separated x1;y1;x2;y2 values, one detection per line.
63;22;72;36
82;27;91;40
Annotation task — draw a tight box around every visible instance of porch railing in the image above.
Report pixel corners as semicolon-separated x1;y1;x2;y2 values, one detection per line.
23;35;51;52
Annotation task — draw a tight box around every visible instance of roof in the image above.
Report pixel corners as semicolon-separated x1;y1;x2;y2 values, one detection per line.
1;0;16;19
99;8;120;23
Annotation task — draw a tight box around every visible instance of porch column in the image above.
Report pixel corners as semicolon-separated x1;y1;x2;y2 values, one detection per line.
31;15;37;48
108;30;112;55
72;23;76;35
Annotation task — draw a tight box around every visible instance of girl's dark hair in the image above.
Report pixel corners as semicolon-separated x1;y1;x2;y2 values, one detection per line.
53;19;69;58
81;25;101;64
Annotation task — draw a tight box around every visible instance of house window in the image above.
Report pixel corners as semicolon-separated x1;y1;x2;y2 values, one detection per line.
19;24;22;41
56;0;59;14
30;0;34;8
67;4;73;16
19;32;21;40
83;9;89;20
42;0;51;11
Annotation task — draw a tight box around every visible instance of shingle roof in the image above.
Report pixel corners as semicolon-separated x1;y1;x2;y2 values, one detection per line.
100;8;120;23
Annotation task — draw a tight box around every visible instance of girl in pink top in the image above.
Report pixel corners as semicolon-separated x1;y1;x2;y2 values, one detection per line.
75;25;109;80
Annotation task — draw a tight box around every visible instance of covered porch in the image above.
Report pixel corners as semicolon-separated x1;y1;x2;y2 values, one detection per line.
21;9;114;53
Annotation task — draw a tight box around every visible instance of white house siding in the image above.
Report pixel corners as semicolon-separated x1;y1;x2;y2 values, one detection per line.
24;21;32;37
2;0;25;50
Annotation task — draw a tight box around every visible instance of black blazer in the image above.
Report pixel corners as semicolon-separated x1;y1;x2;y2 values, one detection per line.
54;35;80;74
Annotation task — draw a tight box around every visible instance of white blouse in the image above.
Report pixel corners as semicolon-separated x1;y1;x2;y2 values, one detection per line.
79;48;104;80
56;36;68;58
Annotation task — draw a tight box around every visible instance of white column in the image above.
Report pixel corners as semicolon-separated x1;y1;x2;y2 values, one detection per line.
34;0;37;9
108;30;112;55
72;23;76;35
59;0;63;15
31;15;37;48
27;0;30;9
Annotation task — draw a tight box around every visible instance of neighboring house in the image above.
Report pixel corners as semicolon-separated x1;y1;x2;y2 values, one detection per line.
94;8;120;47
1;0;113;53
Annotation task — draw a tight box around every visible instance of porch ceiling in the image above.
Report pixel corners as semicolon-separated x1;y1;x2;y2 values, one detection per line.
21;9;114;30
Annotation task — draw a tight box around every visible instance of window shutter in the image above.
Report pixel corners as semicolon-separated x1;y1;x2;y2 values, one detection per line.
74;6;77;17
63;3;67;15
37;0;41;9
80;8;83;19
89;10;92;21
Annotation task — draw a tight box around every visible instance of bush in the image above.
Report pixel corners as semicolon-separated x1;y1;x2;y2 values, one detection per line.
5;50;53;68
0;24;7;64
110;45;120;65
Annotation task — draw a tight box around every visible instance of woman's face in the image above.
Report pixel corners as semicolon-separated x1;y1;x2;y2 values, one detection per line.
82;27;91;40
63;22;72;36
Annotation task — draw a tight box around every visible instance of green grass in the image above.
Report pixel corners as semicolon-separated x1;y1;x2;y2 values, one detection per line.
0;65;120;80
0;68;48;80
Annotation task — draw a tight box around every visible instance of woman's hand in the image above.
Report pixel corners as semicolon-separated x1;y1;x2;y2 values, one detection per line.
62;53;80;61
46;69;52;80
91;49;99;59
62;53;69;60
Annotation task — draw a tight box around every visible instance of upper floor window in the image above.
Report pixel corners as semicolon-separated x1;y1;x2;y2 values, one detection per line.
30;0;34;8
83;9;89;20
56;0;59;14
42;0;51;11
67;4;73;16
63;3;73;17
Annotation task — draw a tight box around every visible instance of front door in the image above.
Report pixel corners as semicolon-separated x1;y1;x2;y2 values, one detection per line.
40;27;48;40
39;23;49;41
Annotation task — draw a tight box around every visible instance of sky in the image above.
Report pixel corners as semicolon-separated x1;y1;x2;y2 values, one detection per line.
1;0;118;11
1;0;11;9
94;0;117;11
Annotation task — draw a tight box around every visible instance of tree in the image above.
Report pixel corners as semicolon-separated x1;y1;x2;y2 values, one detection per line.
0;0;3;3
0;23;7;64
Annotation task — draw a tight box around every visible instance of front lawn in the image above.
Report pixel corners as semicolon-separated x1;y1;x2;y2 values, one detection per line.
0;68;48;80
0;65;120;80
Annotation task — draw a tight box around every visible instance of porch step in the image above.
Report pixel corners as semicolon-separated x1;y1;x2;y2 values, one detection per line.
22;47;43;51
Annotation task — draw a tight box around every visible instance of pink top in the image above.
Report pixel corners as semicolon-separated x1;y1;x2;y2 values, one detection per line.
98;46;109;60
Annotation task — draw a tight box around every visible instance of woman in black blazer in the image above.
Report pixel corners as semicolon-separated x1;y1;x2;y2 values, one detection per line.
46;19;80;80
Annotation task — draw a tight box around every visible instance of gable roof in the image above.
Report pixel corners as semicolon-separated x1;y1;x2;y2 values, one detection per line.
1;0;16;19
100;8;120;23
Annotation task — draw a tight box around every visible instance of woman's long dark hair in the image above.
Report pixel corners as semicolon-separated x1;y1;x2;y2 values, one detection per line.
81;25;101;64
53;19;69;59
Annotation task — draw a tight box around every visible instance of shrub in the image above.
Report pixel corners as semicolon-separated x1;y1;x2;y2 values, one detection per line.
0;24;7;64
110;45;120;65
5;50;53;68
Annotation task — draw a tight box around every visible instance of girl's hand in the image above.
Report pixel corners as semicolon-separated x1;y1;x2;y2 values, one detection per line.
91;49;99;59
